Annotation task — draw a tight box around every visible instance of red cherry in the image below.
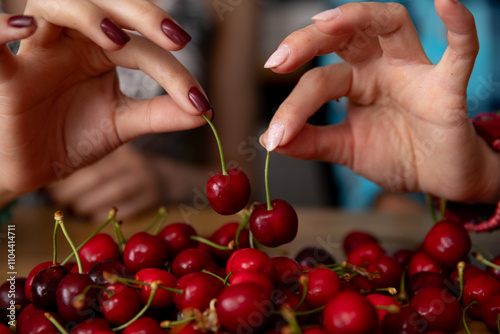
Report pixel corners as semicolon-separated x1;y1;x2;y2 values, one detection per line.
300;267;341;308
231;271;274;297
70;317;112;334
134;268;177;310
0;324;10;334
365;293;400;325
25;260;52;301
366;254;403;289
422;220;471;268
78;233;121;267
392;248;416;268
206;222;250;264
409;287;461;332
323;290;378;334
346;241;385;267
123;232;168;274
406;271;452;299
348;274;375;292
17;309;62;334
121;317;163;334
157;222;198;260
56;272;99;323
448;263;486;289
31;264;69;312
462;274;500;320
206;168;251;215
216;282;272;333
483;293;500;332
407;251;442;277
249;199;298;248
88;259;133;286
0;277;30;315
381;305;426;334
226;248;276;283
342;230;379;255
173;272;225;312
99;283;142;326
486;255;500;280
171;248;217;278
271;256;302;291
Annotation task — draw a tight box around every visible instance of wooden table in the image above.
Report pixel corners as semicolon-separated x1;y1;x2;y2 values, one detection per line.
2;205;498;333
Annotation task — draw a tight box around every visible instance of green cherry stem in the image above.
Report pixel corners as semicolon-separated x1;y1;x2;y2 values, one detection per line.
52;221;59;265
55;211;83;274
457;261;465;302
264;151;272;211
426;194;438;223
45;312;69;334
189;235;234;251
143;206;168;234
473;251;500;271
462;300;477;334
294;276;308;312
235;210;251;250
61;207;117;266
161;316;196;329
104;272;184;294
202;113;227;175
280;303;302;334
201;269;228;285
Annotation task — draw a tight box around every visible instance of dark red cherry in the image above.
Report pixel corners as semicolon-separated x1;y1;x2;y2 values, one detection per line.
299;267;341;308
78;233;121;267
342;230;379;255
346;241;385;267
392;248;416;268
216;282;272;333
25;261;52;301
448;263;485;292
206;222;250;264
206;168;251;215
56;272;99;323
121;317;163;334
88;259;133;285
17;309;62;334
486;255;500;280
323;290;378;334
366;254;403;289
0;277;30;317
483;293;500;333
0;324;10;334
462;274;500;320
249;199;298;248
422;220;471;268
134;268;178;310
70;318;112;334
407;251;442;277
409;287;461;332
406;271;451;299
271;256;302;291
99;283;141;326
226;248;276;283
123;232;168;274
157;222;198;260
171;248;217;278
381;305;426;334
31;264;69;312
294;246;336;271
173;272;225;312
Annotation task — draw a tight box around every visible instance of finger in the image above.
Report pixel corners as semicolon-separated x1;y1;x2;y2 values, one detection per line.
0;15;37;77
89;0;191;50
260;62;352;151
25;0;130;50
435;0;478;92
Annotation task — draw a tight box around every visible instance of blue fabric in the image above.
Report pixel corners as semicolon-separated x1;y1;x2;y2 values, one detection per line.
320;0;500;210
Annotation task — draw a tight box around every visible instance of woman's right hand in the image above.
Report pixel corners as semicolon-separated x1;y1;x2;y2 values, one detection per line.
0;0;212;206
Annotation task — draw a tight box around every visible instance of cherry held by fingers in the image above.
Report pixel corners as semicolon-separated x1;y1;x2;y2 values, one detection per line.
206;168;251;215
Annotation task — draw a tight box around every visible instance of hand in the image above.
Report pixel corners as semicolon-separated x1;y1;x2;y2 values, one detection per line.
260;0;500;204
0;0;212;206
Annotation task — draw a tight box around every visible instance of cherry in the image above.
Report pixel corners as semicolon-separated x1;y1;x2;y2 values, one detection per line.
0;277;30;317
299;267;341;309
409;287;461;332
462;274;500;320
216;282;272;333
448;263;486;288
486;255;500;281
365;293;400;325
17;309;62;334
483;293;500;333
121;317;163;334
294;246;336;270
406;271;452;299
206;168;251;215
205;222;250;264
231;271;275;298
348;274;375;292
422;220;471;268
31;264;70;312
56;272;99;323
366;254;403;289
271;256;302;291
407;251;442;277
381;305;426;334
272;287;310;322
99;282;142;326
70;318;112;334
16;303;36;333
323;290;378;334
346;241;385;267
0;324;10;334
134;268;178;310
123;231;168;274
25;260;53;301
173;271;225;312
226;248;276;283
302;328;328;334
392;248;416;268
249;199;298;248
78;233;121;267
157;222;198;260
88;259;133;286
342;230;379;255
171;248;217;278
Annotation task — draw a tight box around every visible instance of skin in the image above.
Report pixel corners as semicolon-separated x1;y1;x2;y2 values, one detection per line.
261;0;500;205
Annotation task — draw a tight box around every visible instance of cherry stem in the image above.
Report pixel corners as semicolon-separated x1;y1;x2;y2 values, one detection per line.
202;114;227;175
293;305;325;317
201;269;228;285
294;276;308;312
113;219;126;252
161;316;196;329
472;243;494;260
52;221;59;265
104;272;184;294
223;271;232;285
439;198;447;220
235;210;250;250
280;303;302;334
360;287;397;295
375;304;400;314
55;211;83;274
61;207;117;266
264;151;272;211
189;235;234;251
112;281;161;332
462;300;477;334
497;313;500;334
143;206;168;235
426;194;438;223
472;251;500;271
397;268;408;304
44;312;69;334
457;261;465;302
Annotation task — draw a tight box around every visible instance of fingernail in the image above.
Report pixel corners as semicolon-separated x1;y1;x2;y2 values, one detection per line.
188;87;212;112
312;8;342;21
8;15;35;28
264;44;291;69
101;18;130;45
265;121;285;151
449;0;459;3
161;19;192;45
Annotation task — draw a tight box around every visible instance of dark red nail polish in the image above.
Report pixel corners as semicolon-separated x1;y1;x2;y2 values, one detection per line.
161;19;191;45
8;15;35;28
101;18;130;45
188;87;212;112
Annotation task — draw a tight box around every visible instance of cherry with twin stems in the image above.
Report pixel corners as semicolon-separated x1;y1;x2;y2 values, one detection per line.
249;151;298;248
202;114;251;216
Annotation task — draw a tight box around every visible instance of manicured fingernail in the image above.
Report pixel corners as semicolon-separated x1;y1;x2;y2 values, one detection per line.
101;18;130;45
265;121;285;151
312;8;342;21
264;44;290;69
8;15;35;28
188;87;212;112
161;19;192;45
